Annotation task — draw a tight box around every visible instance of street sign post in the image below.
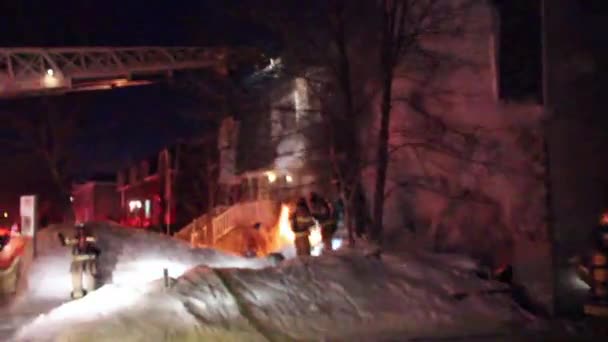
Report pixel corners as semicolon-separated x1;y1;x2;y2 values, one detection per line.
20;195;38;257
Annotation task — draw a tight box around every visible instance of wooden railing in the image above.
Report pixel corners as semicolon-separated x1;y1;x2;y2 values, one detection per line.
212;207;234;243
177;217;206;247
211;200;277;244
178;200;279;247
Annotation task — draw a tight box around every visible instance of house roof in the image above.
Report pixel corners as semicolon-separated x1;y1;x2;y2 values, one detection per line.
72;172;116;184
88;173;116;183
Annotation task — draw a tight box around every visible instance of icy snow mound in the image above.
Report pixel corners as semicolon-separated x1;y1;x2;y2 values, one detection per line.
22;222;274;300
16;249;536;341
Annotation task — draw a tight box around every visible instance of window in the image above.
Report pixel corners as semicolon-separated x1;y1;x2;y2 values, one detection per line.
128;200;142;212
144;199;151;219
494;0;542;102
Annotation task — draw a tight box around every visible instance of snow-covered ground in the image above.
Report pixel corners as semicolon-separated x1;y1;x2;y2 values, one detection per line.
2;223;546;341
0;222;276;341
27;222;275;298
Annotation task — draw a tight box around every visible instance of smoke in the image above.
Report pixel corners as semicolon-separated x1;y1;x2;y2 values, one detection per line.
275;135;307;171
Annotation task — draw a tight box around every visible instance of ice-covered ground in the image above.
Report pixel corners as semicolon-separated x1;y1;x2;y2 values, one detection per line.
6;224;545;341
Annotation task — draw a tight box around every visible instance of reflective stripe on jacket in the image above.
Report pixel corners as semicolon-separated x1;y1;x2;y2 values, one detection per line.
292;215;314;233
294;231;310;238
320;218;337;227
72;254;97;261
296;216;314;224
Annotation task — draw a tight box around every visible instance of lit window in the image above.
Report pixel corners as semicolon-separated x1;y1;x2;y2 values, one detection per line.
266;171;277;183
128;200;142;212
144;200;151;219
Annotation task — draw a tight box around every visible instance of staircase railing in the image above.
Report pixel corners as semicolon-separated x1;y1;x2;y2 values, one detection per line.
211;199;277;244
179;200;278;247
211;206;235;243
179;216;207;247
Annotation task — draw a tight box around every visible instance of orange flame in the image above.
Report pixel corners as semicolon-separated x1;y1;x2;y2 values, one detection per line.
278;204;294;244
277;204;322;248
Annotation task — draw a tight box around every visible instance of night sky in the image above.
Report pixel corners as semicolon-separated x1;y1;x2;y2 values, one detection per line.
0;0;268;47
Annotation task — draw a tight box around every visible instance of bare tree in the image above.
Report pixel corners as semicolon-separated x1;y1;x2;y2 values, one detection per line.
1;97;90;217
172;134;221;239
370;0;475;244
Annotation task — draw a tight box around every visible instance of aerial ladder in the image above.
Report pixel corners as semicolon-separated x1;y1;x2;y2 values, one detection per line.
0;46;263;98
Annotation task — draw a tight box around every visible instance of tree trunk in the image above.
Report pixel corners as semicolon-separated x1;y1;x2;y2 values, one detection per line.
340;189;356;247
371;72;394;244
371;0;398;245
331;0;362;247
45;154;74;222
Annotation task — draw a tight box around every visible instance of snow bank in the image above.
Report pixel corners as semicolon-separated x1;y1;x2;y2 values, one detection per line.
20;222;274;301
15;248;537;341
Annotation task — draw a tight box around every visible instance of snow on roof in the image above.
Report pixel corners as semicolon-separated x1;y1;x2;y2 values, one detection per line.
14;239;539;341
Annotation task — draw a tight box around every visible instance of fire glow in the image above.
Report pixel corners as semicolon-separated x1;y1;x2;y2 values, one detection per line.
276;204;322;248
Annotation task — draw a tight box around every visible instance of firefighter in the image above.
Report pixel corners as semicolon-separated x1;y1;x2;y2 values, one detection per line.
290;198;314;256
578;210;608;316
596;211;608;250
57;223;101;299
309;192;337;253
244;223;265;258
253;222;269;255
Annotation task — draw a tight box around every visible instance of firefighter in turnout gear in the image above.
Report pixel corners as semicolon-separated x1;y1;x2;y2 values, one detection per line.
585;211;608;316
290;198;314;256
58;223;100;299
309;192;337;253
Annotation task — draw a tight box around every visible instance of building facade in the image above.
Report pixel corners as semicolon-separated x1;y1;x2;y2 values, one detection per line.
72;177;120;223
116;140;224;233
116;146;177;231
234;71;334;203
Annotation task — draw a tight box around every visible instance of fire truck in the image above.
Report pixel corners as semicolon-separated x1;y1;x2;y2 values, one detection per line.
0;210;15;251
